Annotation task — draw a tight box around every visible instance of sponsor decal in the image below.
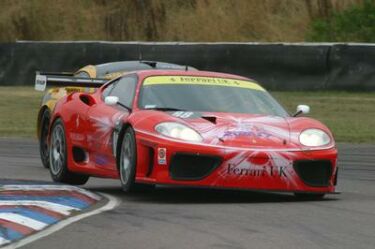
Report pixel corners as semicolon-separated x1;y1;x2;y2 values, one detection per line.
227;164;287;178
172;111;194;119
143;76;265;91
223;129;272;139
157;148;167;165
69;133;85;141
94;154;108;166
220;124;274;140
169;111;203;119
34;75;47;91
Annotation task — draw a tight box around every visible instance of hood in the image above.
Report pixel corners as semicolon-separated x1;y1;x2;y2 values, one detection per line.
131;110;334;150
170;112;292;149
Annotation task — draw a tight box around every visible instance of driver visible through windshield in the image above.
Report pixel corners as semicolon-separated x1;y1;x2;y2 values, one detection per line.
138;75;288;117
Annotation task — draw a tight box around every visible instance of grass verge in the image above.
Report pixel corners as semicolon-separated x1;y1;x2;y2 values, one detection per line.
0;87;43;137
272;91;375;143
0;87;374;143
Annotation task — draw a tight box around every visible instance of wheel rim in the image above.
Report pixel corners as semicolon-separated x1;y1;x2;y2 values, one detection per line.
120;133;133;185
50;124;65;175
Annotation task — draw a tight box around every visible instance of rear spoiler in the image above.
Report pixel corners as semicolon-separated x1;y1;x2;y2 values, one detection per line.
34;72;108;91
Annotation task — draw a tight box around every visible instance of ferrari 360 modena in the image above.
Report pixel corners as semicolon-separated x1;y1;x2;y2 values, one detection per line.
36;67;338;198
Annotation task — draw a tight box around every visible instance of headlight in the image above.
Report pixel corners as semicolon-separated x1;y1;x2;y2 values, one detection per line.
155;122;203;142
299;129;331;147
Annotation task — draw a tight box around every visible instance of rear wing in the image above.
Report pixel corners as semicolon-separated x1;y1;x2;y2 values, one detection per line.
34;72;108;91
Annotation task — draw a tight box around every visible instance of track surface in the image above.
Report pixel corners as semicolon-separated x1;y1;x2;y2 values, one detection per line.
1;138;375;249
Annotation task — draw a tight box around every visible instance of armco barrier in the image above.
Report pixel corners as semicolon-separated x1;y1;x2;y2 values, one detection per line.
0;41;374;90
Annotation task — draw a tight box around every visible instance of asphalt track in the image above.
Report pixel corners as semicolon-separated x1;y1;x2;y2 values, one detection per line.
1;138;375;249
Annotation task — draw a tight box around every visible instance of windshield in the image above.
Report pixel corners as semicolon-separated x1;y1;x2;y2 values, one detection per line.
139;76;289;117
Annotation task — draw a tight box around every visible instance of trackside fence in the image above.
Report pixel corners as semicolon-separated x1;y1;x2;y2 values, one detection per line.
0;41;374;90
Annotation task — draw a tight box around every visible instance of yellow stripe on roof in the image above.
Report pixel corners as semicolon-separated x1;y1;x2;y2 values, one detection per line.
143;76;265;91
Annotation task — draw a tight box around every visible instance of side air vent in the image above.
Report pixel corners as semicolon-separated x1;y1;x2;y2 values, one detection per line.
146;147;155;177
72;146;88;163
79;94;95;106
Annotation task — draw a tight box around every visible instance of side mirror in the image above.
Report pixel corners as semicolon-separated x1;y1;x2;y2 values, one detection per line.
293;104;310;117
104;96;119;106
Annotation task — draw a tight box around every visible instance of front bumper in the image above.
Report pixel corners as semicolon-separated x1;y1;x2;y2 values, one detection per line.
134;130;338;193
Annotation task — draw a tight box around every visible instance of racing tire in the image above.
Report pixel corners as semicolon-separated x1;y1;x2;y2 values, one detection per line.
39;109;50;168
49;118;89;185
118;127;155;193
294;193;325;200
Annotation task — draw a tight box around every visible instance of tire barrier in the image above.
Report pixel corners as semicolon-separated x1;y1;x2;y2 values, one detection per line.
0;41;374;90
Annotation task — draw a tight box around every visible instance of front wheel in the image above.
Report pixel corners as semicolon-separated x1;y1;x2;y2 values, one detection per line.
49;118;89;185
118;127;154;192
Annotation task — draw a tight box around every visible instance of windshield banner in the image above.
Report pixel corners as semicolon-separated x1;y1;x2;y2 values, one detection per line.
143;76;265;91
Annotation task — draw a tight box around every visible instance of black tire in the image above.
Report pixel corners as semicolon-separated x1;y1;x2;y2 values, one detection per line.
49;118;89;185
118;127;154;192
294;193;325;200
39;109;50;168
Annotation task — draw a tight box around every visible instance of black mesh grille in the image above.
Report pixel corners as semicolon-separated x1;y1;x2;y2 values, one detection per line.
293;160;333;187
170;153;222;180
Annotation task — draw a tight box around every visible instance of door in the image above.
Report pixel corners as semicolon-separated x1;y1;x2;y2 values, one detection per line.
86;75;138;170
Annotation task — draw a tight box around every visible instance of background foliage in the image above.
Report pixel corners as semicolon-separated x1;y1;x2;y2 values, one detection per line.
307;0;375;42
0;0;370;42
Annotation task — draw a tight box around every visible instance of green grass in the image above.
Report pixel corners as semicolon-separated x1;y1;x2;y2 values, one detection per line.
0;87;43;138
272;91;375;143
0;87;374;143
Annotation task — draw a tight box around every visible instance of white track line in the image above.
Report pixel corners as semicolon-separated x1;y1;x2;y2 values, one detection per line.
0;213;47;230
0;237;10;247
0;193;119;249
0;201;78;216
0;185;101;201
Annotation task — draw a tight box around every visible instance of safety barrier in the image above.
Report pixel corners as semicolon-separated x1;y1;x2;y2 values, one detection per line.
0;41;374;90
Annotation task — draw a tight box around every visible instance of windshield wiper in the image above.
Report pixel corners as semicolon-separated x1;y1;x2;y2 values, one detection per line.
145;107;186;112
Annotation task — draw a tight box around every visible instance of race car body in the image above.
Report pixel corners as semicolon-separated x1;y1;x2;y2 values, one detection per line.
35;61;196;168
45;70;338;197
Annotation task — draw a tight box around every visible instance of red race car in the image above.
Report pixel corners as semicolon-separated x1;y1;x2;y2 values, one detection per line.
43;69;338;198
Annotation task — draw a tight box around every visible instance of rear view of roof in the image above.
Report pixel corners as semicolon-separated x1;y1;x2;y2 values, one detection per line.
95;61;197;77
137;69;251;82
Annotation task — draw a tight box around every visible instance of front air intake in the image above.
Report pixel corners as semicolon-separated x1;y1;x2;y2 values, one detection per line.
169;153;222;181
293;160;333;187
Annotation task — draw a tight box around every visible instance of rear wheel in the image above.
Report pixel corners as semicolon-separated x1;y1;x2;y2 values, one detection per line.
49;119;89;185
39;109;50;168
118;127;154;192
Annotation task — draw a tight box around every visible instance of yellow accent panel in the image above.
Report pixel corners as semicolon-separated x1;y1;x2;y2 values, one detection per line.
45;99;57;111
76;65;97;78
41;87;95;111
104;72;125;79
143;76;265;91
